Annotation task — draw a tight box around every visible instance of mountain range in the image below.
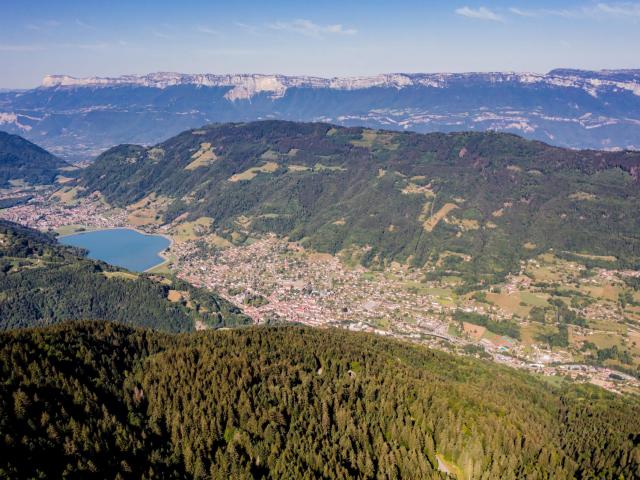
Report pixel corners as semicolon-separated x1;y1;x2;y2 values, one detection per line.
1;69;639;161
74;120;640;284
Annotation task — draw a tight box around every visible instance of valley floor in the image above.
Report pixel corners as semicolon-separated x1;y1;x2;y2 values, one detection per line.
2;190;640;395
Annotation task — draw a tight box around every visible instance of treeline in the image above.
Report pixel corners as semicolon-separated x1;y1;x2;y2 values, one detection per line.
1;322;639;479
0;220;250;332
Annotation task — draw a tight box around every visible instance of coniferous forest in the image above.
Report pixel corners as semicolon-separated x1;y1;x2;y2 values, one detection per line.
0;220;249;331
1;322;640;479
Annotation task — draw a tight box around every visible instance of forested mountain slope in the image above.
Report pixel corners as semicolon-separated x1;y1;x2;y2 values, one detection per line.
0;220;249;331
0;131;68;187
78;121;640;283
1;321;639;479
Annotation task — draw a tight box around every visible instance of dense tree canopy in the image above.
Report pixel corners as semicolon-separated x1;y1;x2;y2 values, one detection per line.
1;322;639;479
0;220;249;331
0;131;68;186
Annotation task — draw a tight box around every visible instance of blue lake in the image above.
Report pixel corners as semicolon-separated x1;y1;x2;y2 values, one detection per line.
60;228;171;272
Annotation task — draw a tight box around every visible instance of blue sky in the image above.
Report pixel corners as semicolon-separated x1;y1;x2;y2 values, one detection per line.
1;0;639;88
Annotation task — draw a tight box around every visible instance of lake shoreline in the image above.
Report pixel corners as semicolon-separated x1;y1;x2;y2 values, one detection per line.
58;226;174;273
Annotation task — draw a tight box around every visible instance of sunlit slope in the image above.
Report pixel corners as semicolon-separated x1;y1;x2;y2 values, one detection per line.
78;121;640;283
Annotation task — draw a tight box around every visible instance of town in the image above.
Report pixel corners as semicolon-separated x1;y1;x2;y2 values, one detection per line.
2;191;639;394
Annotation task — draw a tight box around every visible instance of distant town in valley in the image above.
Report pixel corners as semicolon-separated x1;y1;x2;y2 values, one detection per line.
3;167;640;395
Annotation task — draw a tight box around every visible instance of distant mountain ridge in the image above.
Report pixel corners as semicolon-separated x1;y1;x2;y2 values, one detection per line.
1;69;639;161
40;70;640;99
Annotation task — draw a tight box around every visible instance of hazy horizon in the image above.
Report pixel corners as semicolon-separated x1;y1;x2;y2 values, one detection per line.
2;0;640;88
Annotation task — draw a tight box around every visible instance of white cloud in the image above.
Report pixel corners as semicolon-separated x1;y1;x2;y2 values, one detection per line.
508;2;640;20
234;22;259;35
75;19;95;29
508;7;539;17
26;20;61;31
455;6;504;22
592;2;640;17
196;26;220;35
152;30;171;39
268;19;357;38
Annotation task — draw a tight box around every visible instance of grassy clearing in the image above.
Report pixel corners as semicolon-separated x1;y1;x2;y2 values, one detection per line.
260;150;280;161
370;317;391;330
51;186;84;205
167;290;185;302
287;164;310;172
229;162;279;182
582;285;621;302
436;453;464;480
424;203;458;232
127;193;172;227
528;264;561;282
521;323;546;346
55;175;74;184
103;271;138;281
463;322;486;340
171;217;213;242
569;251;617;262
313;163;347;172
520;291;549;307
569;191;597;201
588;319;627;334
147;147;165;162
185;143;218;170
487;291;531;317
146;261;172;275
449;217;480;231
573;331;621;349
128;210;160;227
350;130;399;150
55;224;88;236
206;234;233;248
401;182;435;197
8;179;29;187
